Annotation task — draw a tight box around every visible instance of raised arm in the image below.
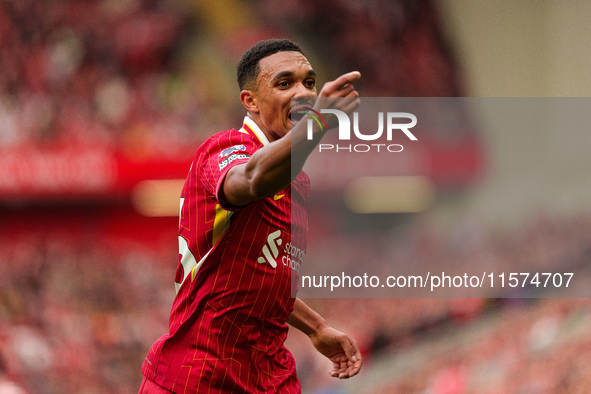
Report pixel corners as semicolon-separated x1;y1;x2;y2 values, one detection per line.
222;71;361;207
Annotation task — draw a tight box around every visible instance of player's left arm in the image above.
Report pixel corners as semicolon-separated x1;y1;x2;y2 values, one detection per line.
287;298;362;379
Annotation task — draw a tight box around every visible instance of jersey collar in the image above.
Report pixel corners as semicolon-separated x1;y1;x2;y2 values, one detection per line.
241;116;270;147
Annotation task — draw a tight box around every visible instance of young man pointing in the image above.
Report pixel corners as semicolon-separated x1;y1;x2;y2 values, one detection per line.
140;39;362;393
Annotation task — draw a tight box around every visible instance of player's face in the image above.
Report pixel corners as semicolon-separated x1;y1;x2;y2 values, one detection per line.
252;51;317;141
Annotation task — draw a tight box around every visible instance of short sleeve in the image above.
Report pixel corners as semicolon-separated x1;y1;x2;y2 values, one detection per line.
197;129;260;210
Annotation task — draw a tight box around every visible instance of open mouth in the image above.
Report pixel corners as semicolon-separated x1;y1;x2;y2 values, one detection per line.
289;110;306;125
290;98;313;126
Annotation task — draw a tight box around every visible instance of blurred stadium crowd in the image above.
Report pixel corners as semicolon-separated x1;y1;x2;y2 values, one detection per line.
0;0;461;150
3;211;591;393
1;0;590;393
0;0;208;156
289;213;591;393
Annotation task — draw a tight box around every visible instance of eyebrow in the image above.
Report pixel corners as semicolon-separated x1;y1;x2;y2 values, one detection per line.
271;69;316;83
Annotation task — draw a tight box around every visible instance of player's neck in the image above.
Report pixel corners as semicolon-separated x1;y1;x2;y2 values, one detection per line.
246;113;278;143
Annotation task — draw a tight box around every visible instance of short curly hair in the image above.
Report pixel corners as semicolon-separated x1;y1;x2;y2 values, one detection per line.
236;39;304;90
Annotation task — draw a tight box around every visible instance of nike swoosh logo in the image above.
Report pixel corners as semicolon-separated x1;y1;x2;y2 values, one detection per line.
273;194;285;201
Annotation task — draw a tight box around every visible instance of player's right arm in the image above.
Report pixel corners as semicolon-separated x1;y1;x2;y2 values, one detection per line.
222;71;361;207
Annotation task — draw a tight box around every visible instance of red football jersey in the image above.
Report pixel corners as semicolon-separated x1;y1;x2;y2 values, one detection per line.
142;117;310;393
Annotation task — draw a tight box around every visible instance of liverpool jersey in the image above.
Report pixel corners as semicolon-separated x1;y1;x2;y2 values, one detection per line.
142;116;309;393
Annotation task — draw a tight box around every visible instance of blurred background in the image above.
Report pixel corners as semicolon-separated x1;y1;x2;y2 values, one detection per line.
1;0;591;393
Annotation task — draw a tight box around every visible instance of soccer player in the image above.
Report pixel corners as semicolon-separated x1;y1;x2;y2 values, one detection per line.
140;39;362;393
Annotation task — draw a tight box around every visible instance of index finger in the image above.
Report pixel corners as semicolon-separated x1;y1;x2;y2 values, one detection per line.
333;71;361;90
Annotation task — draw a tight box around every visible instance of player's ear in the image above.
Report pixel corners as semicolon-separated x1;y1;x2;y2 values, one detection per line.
240;90;259;114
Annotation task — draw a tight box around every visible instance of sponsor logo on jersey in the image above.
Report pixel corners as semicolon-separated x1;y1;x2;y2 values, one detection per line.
257;230;304;273
219;144;247;159
258;230;282;268
219;153;250;170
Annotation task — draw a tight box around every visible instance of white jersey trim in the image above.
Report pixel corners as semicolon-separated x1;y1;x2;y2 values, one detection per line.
242;116;270;146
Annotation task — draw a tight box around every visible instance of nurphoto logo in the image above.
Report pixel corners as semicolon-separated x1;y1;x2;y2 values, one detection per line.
301;105;418;153
292;106;328;132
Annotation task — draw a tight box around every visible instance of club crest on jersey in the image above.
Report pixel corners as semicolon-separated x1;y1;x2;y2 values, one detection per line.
219;144;247;159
